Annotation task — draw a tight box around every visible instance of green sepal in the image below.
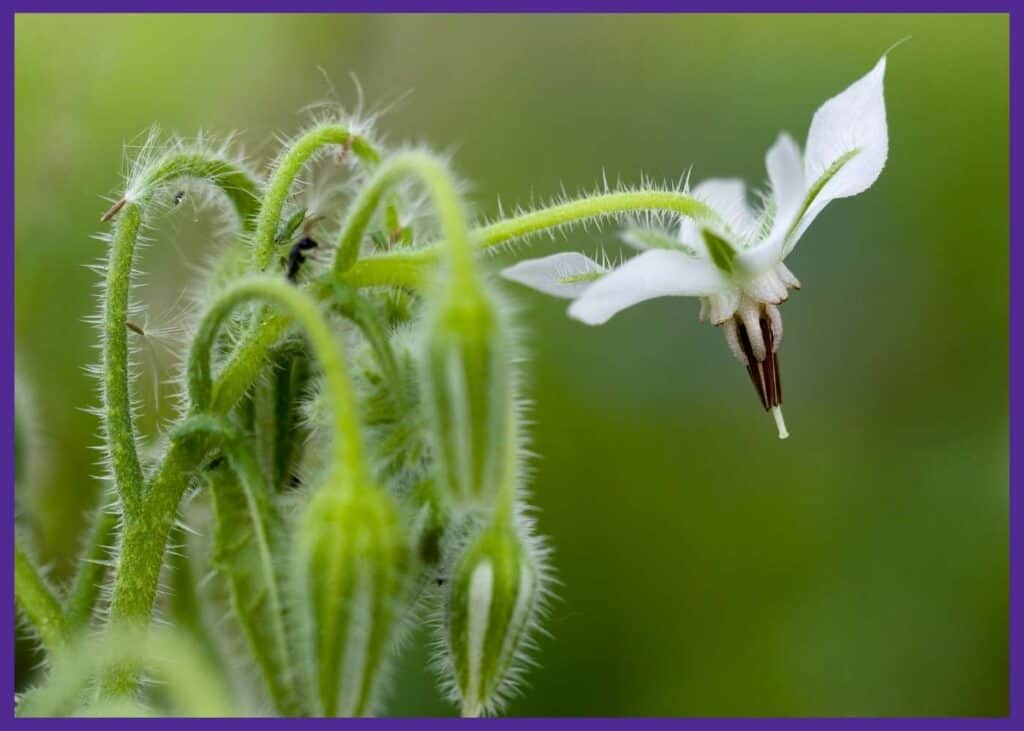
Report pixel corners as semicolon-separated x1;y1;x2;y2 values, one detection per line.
292;483;409;717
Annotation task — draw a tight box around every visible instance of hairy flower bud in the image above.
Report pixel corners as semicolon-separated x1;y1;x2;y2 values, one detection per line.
444;515;545;716
292;484;408;717
423;287;511;511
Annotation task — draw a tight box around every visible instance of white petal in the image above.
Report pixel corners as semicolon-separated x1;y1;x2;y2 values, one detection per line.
792;55;889;248
766;132;805;237
501;252;605;299
679;178;758;247
568;249;731;325
734;133;805;275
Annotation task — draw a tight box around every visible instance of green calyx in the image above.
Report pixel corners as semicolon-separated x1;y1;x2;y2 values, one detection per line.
293;483;409;717
423;286;511;512
447;515;539;717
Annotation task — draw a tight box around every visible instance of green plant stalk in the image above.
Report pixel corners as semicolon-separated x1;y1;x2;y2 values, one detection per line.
15;540;68;655
97;150;262;692
330;283;401;398
188;276;368;487
174;415;301;715
65;508;118;631
252;124;380;270
130;152;262;222
332;150;476;283
100;441;199;696
340;189;714;289
102;202;147;510
99;314;287;650
272;347;311;490
100;151;260;511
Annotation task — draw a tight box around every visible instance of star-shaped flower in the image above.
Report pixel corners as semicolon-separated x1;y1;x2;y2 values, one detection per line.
502;55;890;439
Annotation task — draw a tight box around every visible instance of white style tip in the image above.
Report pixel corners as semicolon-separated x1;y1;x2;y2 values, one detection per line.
771;406;790;440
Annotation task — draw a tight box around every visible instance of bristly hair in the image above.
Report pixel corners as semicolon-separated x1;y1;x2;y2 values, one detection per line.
474;171;694;260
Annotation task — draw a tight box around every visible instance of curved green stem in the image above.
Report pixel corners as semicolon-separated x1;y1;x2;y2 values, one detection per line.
332;151;475;282
101;312;295;654
188;276;367;485
100;151;261;512
252;124;380;271
340;189;714;289
15;539;67;655
329;282;401;397
128;151;262;225
102;202;147;510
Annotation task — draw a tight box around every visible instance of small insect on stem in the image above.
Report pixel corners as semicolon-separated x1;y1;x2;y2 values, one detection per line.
284;217;321;282
100;198;127;223
173;190;185;206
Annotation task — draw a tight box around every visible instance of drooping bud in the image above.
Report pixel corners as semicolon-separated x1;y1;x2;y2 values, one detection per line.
422;284;511;511
292;482;408;717
444;514;545;717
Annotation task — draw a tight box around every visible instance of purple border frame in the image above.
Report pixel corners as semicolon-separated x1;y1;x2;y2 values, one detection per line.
4;2;1017;724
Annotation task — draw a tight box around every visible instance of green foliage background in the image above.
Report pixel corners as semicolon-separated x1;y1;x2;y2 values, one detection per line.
14;14;1008;716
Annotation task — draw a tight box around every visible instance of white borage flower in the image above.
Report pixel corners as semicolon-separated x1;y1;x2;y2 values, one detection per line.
502;55;890;439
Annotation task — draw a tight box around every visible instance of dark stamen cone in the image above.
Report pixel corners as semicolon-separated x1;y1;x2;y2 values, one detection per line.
759;318;781;409
737;321;768;410
737;316;784;412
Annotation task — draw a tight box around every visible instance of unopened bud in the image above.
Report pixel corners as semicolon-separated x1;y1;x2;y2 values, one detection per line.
422;287;511;511
292;483;408;717
445;516;544;717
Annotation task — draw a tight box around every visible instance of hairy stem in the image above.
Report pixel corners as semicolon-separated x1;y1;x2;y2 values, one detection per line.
99;151;261;512
188;276;368;485
271;347;311;490
340;189;714;289
330;283;401;398
100;312;291;651
252;124;380;271
100;441;199;696
15;539;68;655
102;203;147;510
332;150;475;282
97;147;262;692
173;415;301;715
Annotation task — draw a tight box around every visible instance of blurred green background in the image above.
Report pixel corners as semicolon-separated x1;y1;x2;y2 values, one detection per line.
14;14;1008;716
